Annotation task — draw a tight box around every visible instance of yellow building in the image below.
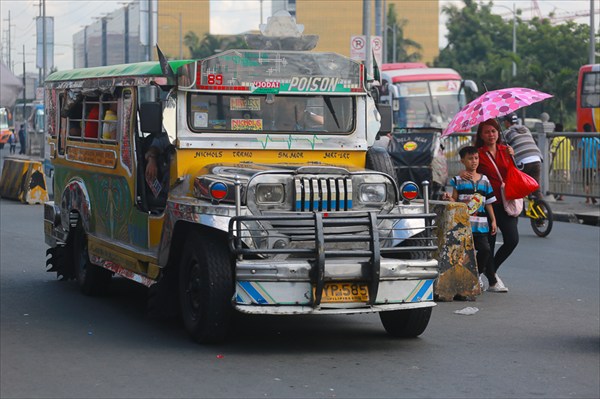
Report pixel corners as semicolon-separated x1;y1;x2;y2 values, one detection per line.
157;1;210;60
156;0;438;64
297;0;439;64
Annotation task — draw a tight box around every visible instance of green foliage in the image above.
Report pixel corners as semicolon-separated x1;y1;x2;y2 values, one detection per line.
386;4;422;62
435;0;591;123
184;32;248;59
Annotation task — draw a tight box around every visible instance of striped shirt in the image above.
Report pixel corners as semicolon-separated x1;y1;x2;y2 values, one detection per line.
450;175;496;234
504;125;543;165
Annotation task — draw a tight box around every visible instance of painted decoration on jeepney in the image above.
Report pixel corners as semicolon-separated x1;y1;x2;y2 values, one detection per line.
193;112;208;128
98;175;129;241
195;50;364;93
66;146;117;168
232;119;263;131
255;134;324;150
120;89;134;176
230;97;261;111
47;89;57;137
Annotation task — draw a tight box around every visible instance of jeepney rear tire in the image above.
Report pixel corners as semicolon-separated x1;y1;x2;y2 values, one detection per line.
72;219;112;296
379;307;432;338
179;230;233;344
366;146;396;182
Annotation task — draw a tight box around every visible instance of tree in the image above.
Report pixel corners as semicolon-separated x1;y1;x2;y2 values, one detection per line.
435;0;590;125
184;32;248;59
386;4;422;63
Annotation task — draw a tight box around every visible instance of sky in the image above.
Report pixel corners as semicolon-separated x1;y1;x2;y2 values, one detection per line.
0;0;596;74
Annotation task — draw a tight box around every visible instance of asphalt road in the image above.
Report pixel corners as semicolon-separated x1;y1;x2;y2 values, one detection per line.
1;199;599;399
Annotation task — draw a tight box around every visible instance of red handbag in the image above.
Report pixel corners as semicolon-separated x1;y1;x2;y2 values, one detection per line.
503;162;539;200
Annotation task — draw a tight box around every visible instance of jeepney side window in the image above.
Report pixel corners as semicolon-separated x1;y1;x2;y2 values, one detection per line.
66;97;83;139
99;93;118;142
83;98;100;140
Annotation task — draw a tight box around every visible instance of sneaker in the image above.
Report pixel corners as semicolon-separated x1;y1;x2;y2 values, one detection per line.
487;274;509;292
478;274;489;291
487;284;508;293
494;274;508;290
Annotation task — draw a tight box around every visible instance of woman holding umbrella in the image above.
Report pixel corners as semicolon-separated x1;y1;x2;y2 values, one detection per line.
461;119;515;293
446;87;552;293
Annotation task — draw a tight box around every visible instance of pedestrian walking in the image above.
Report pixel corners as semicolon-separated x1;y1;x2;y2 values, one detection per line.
443;146;497;291
8;129;16;154
550;123;572;200
18;124;26;155
578;125;600;205
460;119;517;292
502;113;543;199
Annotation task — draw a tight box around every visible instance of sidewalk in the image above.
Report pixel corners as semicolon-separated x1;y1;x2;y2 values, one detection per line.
543;195;600;226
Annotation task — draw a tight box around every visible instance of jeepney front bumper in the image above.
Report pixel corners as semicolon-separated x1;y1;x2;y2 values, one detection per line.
228;211;438;315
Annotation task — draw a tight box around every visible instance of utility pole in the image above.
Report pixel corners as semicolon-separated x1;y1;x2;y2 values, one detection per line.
42;0;46;159
4;11;11;70
363;0;372;78
590;0;596;64
38;0;42;83
22;44;27;154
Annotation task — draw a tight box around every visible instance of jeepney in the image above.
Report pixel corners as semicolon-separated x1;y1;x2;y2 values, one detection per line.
44;23;438;344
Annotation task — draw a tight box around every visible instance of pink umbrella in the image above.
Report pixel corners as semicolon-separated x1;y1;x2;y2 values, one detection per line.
443;87;553;136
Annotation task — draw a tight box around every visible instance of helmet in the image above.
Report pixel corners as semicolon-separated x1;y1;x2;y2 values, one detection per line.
503;113;518;124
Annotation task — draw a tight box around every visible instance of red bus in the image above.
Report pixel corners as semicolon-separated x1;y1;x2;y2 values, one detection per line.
379;63;477;130
577;64;600;132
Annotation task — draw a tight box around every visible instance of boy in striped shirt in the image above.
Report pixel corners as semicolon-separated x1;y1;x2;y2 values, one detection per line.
443;146;497;290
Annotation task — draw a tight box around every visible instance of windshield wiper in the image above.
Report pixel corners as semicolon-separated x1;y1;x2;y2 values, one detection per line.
324;97;340;128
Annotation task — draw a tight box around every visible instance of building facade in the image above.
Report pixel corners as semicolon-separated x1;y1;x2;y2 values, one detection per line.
73;0;437;69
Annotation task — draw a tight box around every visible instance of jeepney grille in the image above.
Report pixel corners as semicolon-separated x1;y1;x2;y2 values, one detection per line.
294;176;353;212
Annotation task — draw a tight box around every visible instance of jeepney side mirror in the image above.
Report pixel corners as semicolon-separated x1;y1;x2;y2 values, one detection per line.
140;102;163;135
377;103;392;136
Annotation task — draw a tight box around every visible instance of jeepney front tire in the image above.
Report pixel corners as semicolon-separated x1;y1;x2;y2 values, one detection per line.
179;230;233;344
72;220;112;296
379;307;432;338
366;146;396;182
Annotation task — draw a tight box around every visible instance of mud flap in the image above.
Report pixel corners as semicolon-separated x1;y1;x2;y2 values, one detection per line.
46;245;75;281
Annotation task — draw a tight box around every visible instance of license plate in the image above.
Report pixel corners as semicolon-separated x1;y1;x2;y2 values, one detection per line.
316;282;369;303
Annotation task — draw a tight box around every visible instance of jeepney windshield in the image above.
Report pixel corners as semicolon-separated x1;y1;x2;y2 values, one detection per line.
187;93;354;134
394;80;465;129
0;108;8;129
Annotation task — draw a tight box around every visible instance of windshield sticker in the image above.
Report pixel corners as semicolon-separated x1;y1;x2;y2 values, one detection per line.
191;100;209;112
209;120;226;129
230;97;261;111
232;119;263;130
193;112;208;128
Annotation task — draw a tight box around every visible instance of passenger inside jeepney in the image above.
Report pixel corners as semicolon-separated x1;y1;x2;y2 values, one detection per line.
272;97;324;132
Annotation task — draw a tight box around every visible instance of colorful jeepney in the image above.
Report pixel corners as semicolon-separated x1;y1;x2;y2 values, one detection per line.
43;43;438;343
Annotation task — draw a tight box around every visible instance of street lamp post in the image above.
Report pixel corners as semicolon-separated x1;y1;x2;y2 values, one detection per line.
497;3;517;78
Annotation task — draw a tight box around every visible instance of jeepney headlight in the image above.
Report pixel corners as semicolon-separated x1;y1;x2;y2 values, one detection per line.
359;183;386;203
256;183;285;204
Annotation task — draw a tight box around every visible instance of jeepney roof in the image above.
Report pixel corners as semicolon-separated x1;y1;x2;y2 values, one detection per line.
45;60;194;83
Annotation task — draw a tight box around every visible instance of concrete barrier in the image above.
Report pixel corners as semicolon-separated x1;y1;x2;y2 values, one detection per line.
432;201;480;301
0;158;49;204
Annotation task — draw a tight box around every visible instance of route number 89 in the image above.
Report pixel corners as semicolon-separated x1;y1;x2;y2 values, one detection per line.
207;74;223;85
